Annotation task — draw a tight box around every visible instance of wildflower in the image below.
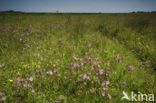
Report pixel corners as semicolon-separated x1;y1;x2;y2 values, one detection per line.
1;96;6;101
86;56;91;61
53;64;56;67
23;84;27;87
8;79;13;82
72;55;79;61
89;89;95;93
93;62;99;65
95;57;99;60
121;82;126;88
0;92;3;96
88;43;92;47
91;67;94;71
64;76;67;79
145;60;151;68
37;46;40;49
81;62;84;66
98;69;104;75
73;63;79;68
128;65;134;71
29;77;33;81
0;64;5;68
115;54;124;62
54;69;58;73
31;89;35;93
46;71;53;75
102;87;106;90
106;93;112;99
23;84;31;88
100;91;105;97
40;57;44;61
101;81;110;87
36;70;42;74
82;74;90;80
17;82;21;86
21;33;24;36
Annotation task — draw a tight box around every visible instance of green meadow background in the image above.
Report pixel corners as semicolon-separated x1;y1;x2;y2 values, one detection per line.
0;13;156;103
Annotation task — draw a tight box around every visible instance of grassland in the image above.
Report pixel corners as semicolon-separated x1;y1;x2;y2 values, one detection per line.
0;13;156;103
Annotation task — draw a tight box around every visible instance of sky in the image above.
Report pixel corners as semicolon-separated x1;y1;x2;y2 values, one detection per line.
0;0;156;13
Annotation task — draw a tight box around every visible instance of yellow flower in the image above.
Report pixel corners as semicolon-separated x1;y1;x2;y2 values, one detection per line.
8;79;13;82
37;65;40;68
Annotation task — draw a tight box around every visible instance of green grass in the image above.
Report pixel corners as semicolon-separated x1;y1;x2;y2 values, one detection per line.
0;13;156;103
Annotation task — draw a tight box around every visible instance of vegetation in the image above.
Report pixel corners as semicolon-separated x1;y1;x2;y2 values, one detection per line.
0;13;156;103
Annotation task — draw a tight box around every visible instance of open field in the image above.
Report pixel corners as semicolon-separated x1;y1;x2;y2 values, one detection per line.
0;13;156;103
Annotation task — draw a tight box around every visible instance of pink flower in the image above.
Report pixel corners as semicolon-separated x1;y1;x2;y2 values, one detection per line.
21;33;25;36
81;62;84;66
145;60;151;68
88;43;92;47
53;64;56;67
23;84;27;87
73;63;79;68
29;77;33;81
102;81;110;87
121;82;126;88
98;69;104;75
91;67;94;71
36;70;42;74
86;56;91;61
102;87;106;90
72;55;79;61
17;82;21;86
100;91;105;97
31;89;35;93
106;93;112;99
0;92;4;96
40;57;44;61
37;46;40;49
128;65;134;71
89;89;95;93
93;62;99;65
82;74;90;80
46;71;53;75
54;69;58;73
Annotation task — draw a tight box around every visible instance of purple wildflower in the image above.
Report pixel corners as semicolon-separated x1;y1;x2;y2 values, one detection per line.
83;74;90;80
100;91;105;97
106;93;112;99
91;67;94;71
89;89;95;93
102;81;110;87
46;71;53;75
31;89;35;93
98;69;104;75
29;77;33;81
73;63;79;68
128;65;134;71
86;56;91;61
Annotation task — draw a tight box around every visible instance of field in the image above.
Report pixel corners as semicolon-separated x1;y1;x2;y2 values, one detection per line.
0;13;156;103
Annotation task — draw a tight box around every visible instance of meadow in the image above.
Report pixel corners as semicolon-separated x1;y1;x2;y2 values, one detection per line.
0;13;156;103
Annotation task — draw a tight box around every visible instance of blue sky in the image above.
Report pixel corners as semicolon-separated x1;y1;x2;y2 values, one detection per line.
0;0;156;12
